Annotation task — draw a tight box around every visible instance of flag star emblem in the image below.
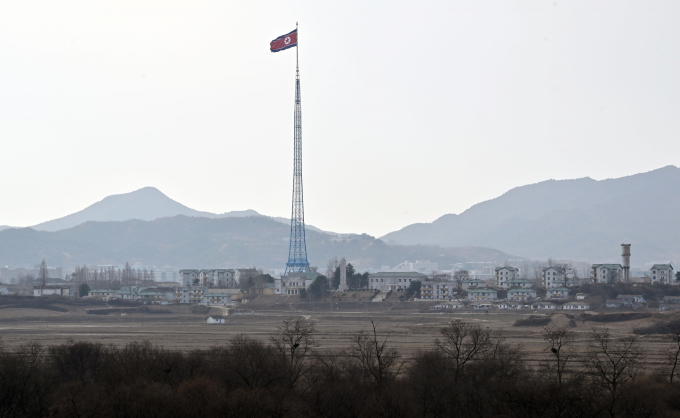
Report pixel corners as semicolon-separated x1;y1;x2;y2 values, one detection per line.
284;36;291;45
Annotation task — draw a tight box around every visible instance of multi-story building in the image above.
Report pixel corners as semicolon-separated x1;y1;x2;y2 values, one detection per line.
543;267;567;288
495;267;519;288
651;264;676;285
368;272;428;292
179;270;199;286
591;264;623;284
274;272;322;295
505;279;533;289
461;278;486;290
180;286;208;304
420;281;455;301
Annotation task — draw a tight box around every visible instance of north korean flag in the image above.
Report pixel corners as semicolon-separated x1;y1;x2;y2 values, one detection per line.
270;29;297;53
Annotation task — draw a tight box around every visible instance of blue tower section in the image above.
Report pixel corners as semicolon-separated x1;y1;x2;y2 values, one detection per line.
285;60;310;275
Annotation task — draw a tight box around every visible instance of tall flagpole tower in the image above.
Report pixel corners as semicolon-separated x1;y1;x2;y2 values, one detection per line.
285;22;311;274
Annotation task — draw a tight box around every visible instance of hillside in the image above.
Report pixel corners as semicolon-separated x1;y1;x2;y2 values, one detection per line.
0;215;514;271
29;186;327;233
381;165;680;266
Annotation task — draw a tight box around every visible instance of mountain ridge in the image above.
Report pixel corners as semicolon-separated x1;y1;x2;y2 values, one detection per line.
381;165;680;266
0;215;514;271
29;186;329;234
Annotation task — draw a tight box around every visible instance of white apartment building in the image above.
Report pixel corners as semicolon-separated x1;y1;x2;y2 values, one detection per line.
651;264;676;285
543;267;567;288
591;264;623;284
368;272;427;292
495;267;519;288
274;272;322;295
391;260;439;275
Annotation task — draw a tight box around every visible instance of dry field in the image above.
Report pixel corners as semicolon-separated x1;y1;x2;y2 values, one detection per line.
0;295;677;369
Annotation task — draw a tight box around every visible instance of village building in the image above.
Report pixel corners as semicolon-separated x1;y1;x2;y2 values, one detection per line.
206;315;226;324
367;271;427;292
534;302;557;310
461;278;486;290
497;301;524;310
274;271;322;295
543;267;571;288
495;267;520;288
651;264;676;285
33;286;71;297
467;288;498;301
507;288;537;301
505;279;533;289
591;264;623;284
420;281;455;300
546;287;570;299
561;302;590;311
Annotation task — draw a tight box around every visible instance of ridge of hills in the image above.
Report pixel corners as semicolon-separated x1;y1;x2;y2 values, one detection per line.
29;186;328;234
0;215;513;271
381;165;680;266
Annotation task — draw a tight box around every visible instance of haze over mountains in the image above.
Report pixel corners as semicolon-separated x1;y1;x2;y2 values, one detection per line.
382;165;680;267
0;216;512;271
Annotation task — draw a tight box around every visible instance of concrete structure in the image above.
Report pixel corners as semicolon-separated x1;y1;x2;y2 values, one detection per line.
179;270;199;286
497;301;524;310
467;288;498;301
576;293;588;300
338;258;348;291
495;267;519;288
368;271;427;292
651;264;675;285
591;264;623;284
535;302;557;310
202;290;234;306
507;288;537;301
420;281;455;301
88;289;119;299
180;286;208;304
621;244;631;282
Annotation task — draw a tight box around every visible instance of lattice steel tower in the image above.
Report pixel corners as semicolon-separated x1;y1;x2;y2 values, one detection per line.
285;47;310;275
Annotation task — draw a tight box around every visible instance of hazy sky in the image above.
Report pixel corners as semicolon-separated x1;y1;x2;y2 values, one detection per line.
1;1;679;237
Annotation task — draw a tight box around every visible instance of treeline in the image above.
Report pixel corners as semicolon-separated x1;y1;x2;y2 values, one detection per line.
3;319;680;417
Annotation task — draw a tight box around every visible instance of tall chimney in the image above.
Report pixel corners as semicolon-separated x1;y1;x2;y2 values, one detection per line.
621;244;631;282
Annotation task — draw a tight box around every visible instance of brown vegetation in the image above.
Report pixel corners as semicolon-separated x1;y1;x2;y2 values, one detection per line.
3;318;680;417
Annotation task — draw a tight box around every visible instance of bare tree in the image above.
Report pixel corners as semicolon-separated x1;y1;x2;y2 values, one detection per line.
662;321;680;383
271;317;316;389
584;328;643;410
452;270;469;290
325;258;337;283
348;319;401;387
543;326;574;385
435;319;492;381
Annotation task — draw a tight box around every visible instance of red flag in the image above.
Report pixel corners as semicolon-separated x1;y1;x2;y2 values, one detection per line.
270;29;297;53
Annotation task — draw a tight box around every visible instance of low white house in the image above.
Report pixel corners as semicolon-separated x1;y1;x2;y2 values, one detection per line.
576;293;588;300
535;302;557;310
651;264;676;285
207;315;226;324
497;301;524;310
561;302;589;311
507;288;537;301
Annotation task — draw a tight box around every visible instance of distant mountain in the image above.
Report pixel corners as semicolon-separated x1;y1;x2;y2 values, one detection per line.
381;166;680;266
0;226;10;232
0;216;514;271
30;187;327;234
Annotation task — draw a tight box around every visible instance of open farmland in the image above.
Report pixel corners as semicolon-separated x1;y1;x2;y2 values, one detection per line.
0;295;678;369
